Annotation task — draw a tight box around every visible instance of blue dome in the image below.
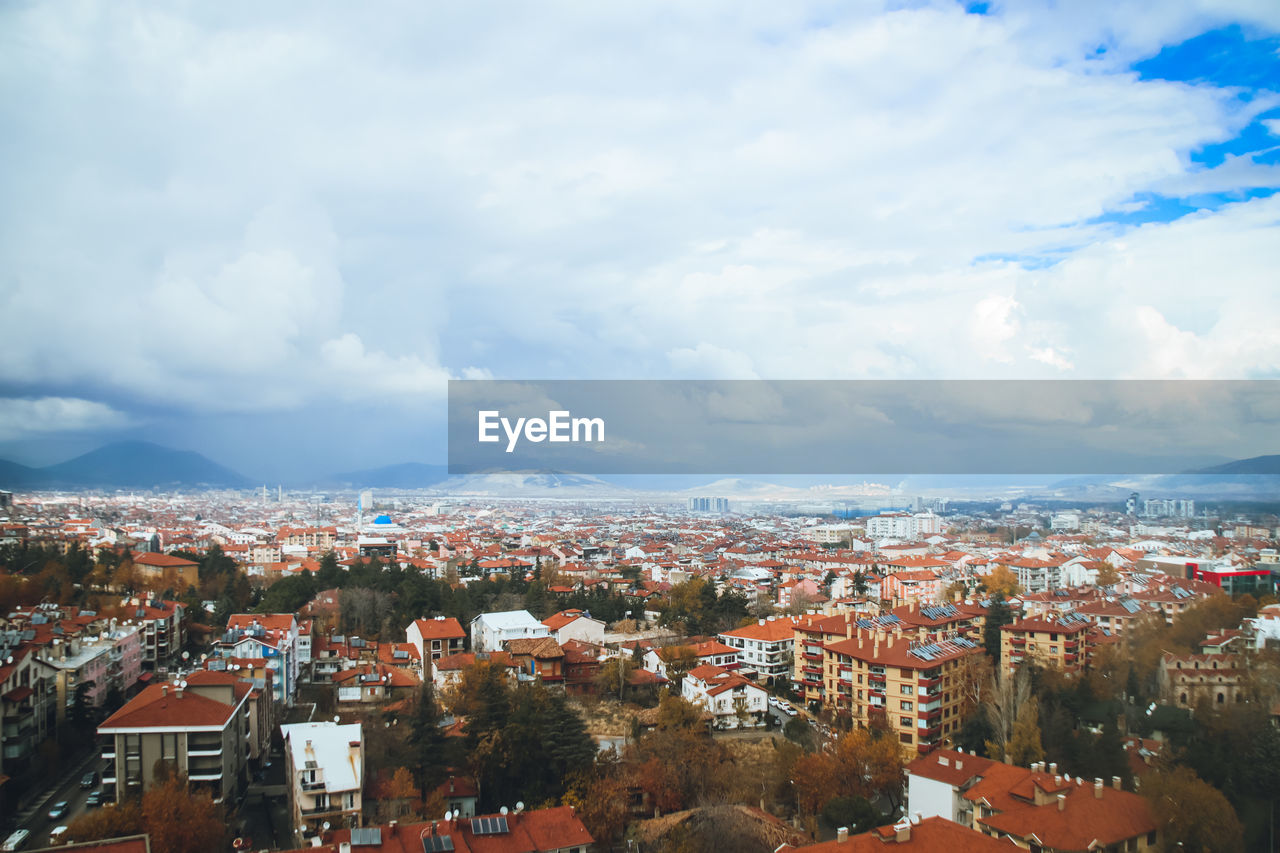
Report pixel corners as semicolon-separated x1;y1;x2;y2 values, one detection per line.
373;514;392;525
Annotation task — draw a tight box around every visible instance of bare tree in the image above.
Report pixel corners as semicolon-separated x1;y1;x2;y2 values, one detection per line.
982;664;1031;760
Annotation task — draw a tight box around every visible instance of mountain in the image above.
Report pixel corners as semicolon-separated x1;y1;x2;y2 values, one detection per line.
1185;455;1280;475
432;471;626;496
0;458;41;489
0;441;251;489
327;462;450;489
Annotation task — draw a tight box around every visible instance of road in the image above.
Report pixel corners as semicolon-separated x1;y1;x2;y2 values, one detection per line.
11;753;106;850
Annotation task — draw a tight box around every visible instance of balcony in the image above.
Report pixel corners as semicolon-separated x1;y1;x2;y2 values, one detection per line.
801;651;822;662
917;675;940;688
1010;637;1026;646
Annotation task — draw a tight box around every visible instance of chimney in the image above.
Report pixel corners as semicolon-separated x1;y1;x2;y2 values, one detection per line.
836;826;849;843
956;759;963;770
1094;778;1104;799
1049;762;1058;775
175;684;183;699
1057;794;1066;812
893;820;911;842
339;844;351;853
161;685;169;698
1112;775;1122;790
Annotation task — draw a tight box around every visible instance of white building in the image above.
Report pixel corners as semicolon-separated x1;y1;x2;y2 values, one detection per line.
280;722;364;843
470;610;550;654
867;511;941;540
718;616;796;682
905;748;993;826
541;609;606;646
681;664;768;729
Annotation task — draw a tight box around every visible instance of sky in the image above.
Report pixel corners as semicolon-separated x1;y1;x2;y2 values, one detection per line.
1;1;1279;482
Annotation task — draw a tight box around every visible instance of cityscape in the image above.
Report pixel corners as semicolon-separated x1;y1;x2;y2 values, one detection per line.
2;477;1280;851
4;1;1280;852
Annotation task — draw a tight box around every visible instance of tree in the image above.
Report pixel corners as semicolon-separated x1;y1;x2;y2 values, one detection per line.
67;799;143;843
408;685;449;795
596;657;636;702
1141;765;1243;852
983;565;1021;598
1095;563;1121;587
139;771;228;853
983;595;1014;665
1003;696;1045;767
983;664;1031;760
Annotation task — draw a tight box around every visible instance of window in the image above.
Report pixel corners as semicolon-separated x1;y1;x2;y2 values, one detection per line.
900;700;913;711
900;716;911;727
900;684;913;695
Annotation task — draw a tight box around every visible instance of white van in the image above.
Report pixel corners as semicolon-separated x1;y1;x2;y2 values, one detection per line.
1;829;30;851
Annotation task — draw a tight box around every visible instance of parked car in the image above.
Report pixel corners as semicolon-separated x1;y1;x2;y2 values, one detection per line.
47;801;70;820
783;703;799;716
81;770;98;789
767;696;779;708
85;790;103;808
48;827;68;846
1;829;30;851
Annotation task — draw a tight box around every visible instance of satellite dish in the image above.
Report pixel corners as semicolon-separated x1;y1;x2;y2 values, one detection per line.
334;715;340;722
515;801;524;812
322;822;331;831
500;806;508;815
444;810;452;822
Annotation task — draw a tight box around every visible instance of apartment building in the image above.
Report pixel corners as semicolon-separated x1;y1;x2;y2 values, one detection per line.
217;614;300;706
819;627;984;755
129;599;186;671
280;721;364;843
719;616;796;682
1000;612;1104;674
907;752;1159;851
98;676;253;803
0;638;57;779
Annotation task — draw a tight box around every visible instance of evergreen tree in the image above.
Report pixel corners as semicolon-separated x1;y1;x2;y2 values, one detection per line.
408;685;449;795
984;595;1013;666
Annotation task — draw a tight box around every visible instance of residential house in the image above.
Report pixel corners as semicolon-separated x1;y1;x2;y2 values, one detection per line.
408;616;467;663
506;637;565;686
470;611;550;654
277;805;594;853
541;610;606;646
682;663;768;729
779;815;1010;852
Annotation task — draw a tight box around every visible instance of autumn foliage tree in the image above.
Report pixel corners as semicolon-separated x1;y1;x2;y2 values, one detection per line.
1141;764;1243;852
791;727;904;818
70;769;226;853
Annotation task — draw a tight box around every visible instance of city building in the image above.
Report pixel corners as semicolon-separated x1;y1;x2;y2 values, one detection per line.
470;610;550;654
407;616;467;662
682;663;768;728
541;609;606;646
280;721;364;843
718;616;796;683
98;677;253;804
1000;613;1107;675
818;627;984;754
216;614;300;706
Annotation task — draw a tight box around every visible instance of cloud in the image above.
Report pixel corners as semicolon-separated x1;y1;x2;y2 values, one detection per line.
1;1;1277;472
0;397;133;441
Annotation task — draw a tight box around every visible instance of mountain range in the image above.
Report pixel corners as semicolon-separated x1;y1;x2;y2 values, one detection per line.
0;441;251;489
2;442;1279;499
